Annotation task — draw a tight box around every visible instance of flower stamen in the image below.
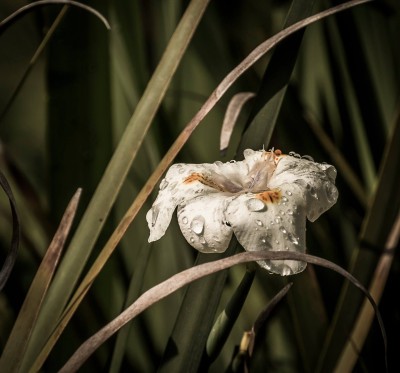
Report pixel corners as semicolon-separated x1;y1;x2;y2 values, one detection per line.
255;189;282;204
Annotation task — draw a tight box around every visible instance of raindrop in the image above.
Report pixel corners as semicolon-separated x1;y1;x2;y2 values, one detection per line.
289;151;301;158
182;216;188;224
325;181;338;203
290;235;299;245
191;216;205;235
286;191;292;196
230;160;236;163
190;237;195;243
255;220;263;227
275;240;280;244
326;166;337;180
159;179;168;190
309;187;319;199
178;167;185;174
214;161;223;166
279;226;287;234
282;266;292;276
199;236;206;245
151;206;160;227
246;198;266;212
275;217;281;224
287;209;293;216
244;149;254;158
261;238;266;244
282;196;288;203
302;154;314;162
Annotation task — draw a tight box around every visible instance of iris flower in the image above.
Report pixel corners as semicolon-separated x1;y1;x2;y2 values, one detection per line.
147;149;338;276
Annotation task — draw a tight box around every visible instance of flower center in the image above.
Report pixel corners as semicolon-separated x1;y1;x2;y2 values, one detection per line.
183;150;281;197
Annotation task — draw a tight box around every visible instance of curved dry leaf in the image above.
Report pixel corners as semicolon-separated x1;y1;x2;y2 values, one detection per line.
58;251;386;373
0;0;110;32
220;92;255;153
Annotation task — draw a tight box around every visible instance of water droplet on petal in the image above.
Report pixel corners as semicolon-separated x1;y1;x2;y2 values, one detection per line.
159;179;168;190
261;238;266;243
275;217;281;224
214;161;223;166
190;237;195;243
282;196;288;203
246;198;266;212
199;236;206;245
279;226;287;234
244;149;254;158
309;187;319;199
287;209;293;216
178;167;185;174
275;240;279;244
302;154;314;162
290;234;299;245
282;266;293;276
255;220;263;227
182;216;188;224
325;181;338;203
151;206;160;227
286;191;292;196
230;160;236;163
325;165;337;181
191;216;205;235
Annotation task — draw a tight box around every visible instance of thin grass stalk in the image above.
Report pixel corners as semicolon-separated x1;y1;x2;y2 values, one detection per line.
303;109;367;207
334;211;400;372
0;6;69;123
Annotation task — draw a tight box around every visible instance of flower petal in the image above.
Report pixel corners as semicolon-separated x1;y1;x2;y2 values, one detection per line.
147;159;245;242
269;155;338;222
177;194;233;253
224;183;307;276
147;163;220;242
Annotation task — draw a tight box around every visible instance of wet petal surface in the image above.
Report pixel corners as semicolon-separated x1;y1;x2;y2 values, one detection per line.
225;183;307;275
177;193;233;253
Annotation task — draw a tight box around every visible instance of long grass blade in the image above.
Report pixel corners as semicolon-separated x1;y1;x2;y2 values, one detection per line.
0;189;81;372
335;211;399;372
318;103;400;372
0;172;20;290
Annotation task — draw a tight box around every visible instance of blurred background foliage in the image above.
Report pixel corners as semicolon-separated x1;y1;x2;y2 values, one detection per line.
0;0;399;372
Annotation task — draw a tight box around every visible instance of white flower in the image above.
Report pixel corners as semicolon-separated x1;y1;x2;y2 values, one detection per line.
147;149;338;276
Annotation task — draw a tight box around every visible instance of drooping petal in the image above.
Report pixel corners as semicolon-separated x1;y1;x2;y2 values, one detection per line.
224;183;307;276
147;163;220;242
177;193;233;253
147;158;246;242
269;155;338;222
